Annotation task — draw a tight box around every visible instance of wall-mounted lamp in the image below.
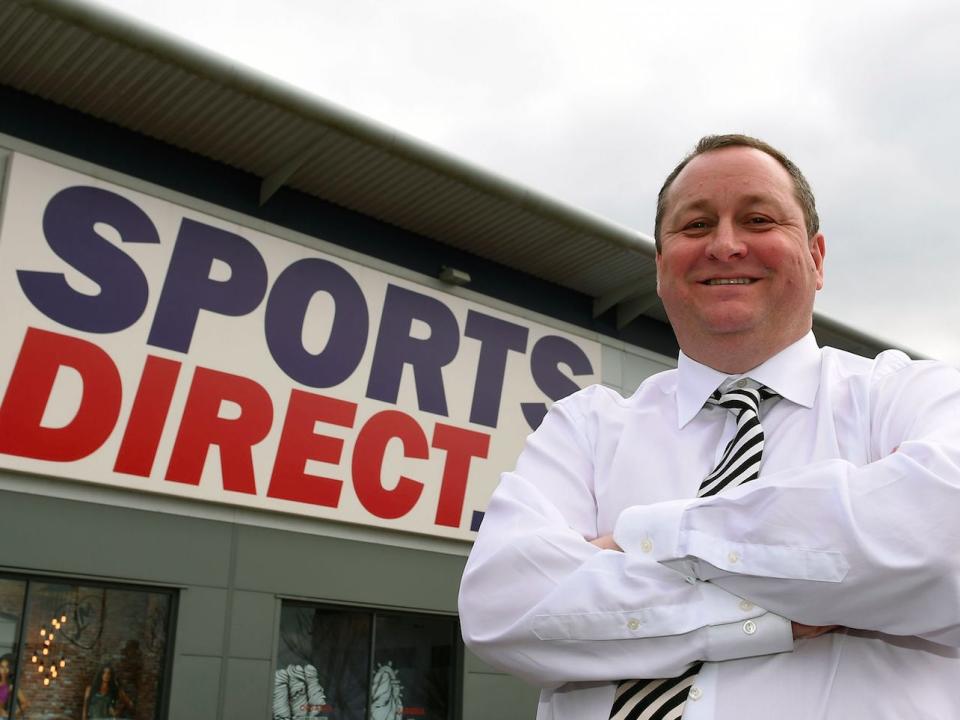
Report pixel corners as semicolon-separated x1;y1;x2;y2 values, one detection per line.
438;266;471;286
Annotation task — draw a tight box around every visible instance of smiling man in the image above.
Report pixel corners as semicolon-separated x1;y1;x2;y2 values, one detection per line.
654;140;824;373
459;134;960;719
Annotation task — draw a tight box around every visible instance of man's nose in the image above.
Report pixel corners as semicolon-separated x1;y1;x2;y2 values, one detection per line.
705;219;747;261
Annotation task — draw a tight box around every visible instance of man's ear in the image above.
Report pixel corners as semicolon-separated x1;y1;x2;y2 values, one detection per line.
655;252;663;297
810;232;825;290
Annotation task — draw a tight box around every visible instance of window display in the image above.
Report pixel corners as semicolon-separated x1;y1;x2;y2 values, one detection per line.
274;604;457;720
0;575;173;720
0;579;27;719
275;607;370;720
373;614;453;720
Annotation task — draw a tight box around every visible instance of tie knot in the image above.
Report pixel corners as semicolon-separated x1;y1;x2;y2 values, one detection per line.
708;382;778;416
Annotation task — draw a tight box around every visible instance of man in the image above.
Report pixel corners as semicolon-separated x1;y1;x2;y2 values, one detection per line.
458;134;960;719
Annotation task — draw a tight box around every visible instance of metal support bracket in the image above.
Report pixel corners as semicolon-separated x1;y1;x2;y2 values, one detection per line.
259;141;322;206
616;290;660;330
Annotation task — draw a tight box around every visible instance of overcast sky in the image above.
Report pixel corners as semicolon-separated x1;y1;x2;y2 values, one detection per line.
94;0;960;364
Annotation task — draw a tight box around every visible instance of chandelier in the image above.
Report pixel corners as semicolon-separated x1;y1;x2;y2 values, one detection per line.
29;614;68;687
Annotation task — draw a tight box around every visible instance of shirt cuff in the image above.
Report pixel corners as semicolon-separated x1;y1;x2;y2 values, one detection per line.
704;611;794;663
615;500;849;583
613;499;693;563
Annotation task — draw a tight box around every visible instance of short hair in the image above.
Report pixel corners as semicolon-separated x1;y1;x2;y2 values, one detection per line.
653;134;820;251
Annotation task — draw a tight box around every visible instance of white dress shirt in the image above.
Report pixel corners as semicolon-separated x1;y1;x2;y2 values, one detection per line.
459;333;960;719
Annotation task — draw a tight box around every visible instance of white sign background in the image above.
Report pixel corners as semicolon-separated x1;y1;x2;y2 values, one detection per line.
0;153;602;541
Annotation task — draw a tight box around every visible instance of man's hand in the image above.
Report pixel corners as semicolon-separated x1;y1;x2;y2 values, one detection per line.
589;534;622;551
792;622;841;641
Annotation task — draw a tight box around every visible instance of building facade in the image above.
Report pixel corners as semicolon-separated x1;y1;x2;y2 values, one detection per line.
0;3;900;719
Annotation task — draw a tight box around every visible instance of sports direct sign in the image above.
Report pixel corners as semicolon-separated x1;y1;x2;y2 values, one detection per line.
0;154;601;540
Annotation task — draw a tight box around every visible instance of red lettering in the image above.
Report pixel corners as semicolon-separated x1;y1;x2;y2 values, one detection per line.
113;355;181;477
352;410;427;519
0;327;121;461
431;423;489;527
165;367;273;493
267;389;357;507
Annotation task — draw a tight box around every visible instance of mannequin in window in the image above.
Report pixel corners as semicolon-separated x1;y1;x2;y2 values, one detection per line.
0;654;29;719
82;665;133;720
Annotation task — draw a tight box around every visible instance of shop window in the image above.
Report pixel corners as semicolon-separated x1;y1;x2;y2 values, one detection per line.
0;575;174;719
0;578;27;718
274;603;458;720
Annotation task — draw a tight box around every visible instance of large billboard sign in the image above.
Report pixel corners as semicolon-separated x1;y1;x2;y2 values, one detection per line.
0;153;601;540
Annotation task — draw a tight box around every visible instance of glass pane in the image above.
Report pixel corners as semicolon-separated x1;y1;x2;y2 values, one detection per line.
372;613;454;720
0;577;27;718
16;582;171;720
275;605;371;720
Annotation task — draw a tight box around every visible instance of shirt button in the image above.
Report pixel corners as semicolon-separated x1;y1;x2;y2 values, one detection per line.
743;620;757;635
727;550;739;564
689;686;703;701
739;599;754;612
735;379;747;388
640;539;653;553
684;576;696;585
627;618;640;631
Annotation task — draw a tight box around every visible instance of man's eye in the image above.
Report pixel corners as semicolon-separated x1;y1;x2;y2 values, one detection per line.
747;216;772;225
684;220;708;230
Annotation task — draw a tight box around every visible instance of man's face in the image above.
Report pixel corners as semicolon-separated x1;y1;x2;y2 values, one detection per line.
656;146;825;361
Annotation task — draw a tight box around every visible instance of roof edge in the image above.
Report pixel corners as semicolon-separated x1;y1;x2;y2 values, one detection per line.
20;0;657;258
13;0;919;361
813;311;927;360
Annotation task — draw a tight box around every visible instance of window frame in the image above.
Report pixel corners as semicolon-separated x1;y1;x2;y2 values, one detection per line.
0;569;178;720
274;598;463;720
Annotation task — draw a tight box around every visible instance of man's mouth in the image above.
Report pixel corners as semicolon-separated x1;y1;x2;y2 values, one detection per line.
702;278;756;285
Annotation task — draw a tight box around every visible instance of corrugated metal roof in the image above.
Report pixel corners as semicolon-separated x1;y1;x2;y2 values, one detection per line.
0;0;907;357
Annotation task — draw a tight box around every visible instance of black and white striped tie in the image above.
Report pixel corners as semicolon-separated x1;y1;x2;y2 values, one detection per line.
609;382;778;720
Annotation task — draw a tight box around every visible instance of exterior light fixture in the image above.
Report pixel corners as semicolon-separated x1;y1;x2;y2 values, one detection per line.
438;266;471;286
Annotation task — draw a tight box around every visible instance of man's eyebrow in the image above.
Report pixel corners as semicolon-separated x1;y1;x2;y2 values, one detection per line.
671;193;785;218
737;193;784;208
669;198;713;218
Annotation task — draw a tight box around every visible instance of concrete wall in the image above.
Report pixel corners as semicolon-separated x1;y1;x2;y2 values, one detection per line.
0;482;471;720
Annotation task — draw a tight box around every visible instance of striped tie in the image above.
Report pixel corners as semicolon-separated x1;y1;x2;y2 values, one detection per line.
609;382;778;720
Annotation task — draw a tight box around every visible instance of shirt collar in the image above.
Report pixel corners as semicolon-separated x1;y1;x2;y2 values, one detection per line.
675;331;822;428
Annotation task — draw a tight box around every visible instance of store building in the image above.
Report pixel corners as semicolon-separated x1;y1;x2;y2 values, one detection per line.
0;1;903;719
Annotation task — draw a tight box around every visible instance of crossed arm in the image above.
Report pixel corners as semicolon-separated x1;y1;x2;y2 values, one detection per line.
587;533;838;641
459;361;960;686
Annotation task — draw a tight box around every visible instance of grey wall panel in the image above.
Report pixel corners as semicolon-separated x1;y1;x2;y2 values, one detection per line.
0;486;235;586
601;342;624;390
233;525;465;613
464;648;502;675
175;587;229;656
621;352;675;395
462;672;539;720
168;655;223;720
221;657;273;720
229;591;279;660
